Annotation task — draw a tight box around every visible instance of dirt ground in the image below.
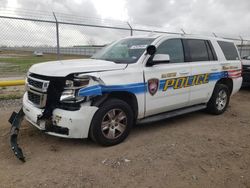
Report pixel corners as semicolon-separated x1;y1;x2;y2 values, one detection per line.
0;88;250;188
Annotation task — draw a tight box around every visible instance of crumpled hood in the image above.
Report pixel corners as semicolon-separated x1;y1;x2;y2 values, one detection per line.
29;58;127;77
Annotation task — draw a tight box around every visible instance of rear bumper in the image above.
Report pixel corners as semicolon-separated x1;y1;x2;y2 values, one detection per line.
231;77;242;95
23;93;98;138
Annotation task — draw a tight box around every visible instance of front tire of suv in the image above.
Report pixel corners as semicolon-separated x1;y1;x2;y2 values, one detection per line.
207;84;230;115
89;98;133;146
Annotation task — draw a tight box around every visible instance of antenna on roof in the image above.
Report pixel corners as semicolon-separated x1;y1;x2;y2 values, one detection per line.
212;33;217;37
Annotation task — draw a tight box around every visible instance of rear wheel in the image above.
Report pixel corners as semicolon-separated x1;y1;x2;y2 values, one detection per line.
89;98;133;146
207;84;230;115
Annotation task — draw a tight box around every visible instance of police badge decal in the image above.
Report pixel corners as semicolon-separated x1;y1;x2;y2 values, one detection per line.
148;78;159;96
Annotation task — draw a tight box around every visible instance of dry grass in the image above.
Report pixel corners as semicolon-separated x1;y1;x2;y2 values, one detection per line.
0;50;88;77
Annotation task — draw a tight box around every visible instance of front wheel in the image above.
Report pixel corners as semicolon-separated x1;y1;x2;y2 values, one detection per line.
207;84;230;115
89;98;133;146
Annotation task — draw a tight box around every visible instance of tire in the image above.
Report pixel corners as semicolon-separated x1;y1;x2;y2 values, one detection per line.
206;84;230;115
89;98;133;146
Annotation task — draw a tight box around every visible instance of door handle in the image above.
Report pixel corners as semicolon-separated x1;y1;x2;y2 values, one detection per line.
211;68;218;72
179;71;189;75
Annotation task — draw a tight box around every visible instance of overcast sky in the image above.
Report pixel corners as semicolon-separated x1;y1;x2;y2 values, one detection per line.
0;0;250;46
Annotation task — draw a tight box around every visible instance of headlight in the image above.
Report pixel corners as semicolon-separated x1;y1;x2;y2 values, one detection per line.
60;89;76;102
73;78;90;87
65;80;74;88
60;77;90;103
60;88;86;103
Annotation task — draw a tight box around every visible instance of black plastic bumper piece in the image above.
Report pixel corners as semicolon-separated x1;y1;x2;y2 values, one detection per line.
45;124;69;135
9;108;25;162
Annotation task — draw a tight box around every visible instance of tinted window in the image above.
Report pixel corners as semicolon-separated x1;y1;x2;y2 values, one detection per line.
156;39;184;63
218;41;239;60
186;39;209;61
205;41;218;61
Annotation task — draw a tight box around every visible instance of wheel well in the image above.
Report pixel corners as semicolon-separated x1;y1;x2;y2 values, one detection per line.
91;91;138;120
108;92;138;120
216;78;233;94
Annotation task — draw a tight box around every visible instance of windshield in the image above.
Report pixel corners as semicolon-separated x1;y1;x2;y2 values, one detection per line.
91;38;155;64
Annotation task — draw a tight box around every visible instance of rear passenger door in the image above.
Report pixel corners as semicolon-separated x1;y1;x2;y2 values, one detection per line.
184;39;220;105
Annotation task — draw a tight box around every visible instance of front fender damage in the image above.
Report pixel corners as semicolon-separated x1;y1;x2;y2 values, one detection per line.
9;108;25;162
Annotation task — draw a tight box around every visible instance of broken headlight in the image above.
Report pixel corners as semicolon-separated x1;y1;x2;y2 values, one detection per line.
60;77;90;103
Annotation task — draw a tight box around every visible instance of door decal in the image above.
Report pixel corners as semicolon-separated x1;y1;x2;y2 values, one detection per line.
148;78;159;96
163;73;210;91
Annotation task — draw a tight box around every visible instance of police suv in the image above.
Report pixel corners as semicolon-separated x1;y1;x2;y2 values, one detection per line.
242;55;250;84
10;34;242;161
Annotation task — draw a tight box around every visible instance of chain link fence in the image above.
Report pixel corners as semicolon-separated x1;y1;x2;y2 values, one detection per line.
0;7;250;78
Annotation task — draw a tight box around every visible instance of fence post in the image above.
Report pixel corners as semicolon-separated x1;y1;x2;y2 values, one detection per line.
239;36;243;57
127;22;133;36
180;28;186;35
53;12;60;60
212;33;217;37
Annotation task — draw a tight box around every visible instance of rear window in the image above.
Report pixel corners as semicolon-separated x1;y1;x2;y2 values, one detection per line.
218;41;239;60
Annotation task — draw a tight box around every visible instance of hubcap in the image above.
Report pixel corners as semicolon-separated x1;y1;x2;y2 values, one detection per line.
216;90;227;111
101;109;127;139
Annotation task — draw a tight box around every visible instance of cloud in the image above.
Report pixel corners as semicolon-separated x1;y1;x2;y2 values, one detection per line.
0;0;250;48
0;0;126;46
16;0;98;16
126;0;250;37
0;0;8;7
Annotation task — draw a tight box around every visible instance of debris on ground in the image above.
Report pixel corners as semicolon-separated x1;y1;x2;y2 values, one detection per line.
102;157;131;168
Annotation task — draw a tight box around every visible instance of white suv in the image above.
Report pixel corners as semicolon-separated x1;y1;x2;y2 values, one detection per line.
10;34;242;161
242;55;250;84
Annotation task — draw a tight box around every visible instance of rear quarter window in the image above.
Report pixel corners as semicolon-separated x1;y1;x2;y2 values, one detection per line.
218;41;239;61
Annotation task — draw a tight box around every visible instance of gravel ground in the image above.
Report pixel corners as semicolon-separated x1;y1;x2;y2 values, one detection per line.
0;99;22;109
0;87;250;188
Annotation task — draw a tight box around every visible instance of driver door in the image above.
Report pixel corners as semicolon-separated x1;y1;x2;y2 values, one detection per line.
144;38;191;117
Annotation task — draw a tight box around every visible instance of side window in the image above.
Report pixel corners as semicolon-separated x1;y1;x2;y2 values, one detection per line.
186;39;209;62
218;41;239;60
156;39;184;63
205;41;218;61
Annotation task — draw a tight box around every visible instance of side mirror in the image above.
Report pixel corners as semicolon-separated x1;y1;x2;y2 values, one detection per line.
146;45;156;55
152;54;170;64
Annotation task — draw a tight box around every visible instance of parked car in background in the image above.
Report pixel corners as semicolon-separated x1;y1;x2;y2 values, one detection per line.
33;51;43;57
242;56;250;85
242;56;250;60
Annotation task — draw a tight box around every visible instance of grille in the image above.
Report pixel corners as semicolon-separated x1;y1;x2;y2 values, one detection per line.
26;75;49;108
28;91;41;106
27;77;43;89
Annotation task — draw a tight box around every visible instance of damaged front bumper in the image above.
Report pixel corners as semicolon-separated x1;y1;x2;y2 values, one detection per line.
9;93;98;162
9;108;25;162
22;93;98;138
